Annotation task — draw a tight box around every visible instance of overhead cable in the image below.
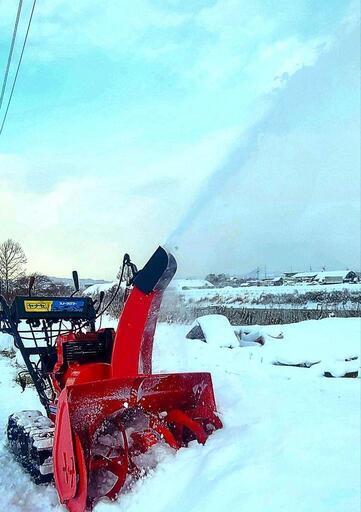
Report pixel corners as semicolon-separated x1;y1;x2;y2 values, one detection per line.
0;0;23;111
0;0;37;137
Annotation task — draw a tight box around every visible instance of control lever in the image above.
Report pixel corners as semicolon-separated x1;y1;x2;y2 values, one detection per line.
71;271;80;297
95;291;105;314
28;275;36;297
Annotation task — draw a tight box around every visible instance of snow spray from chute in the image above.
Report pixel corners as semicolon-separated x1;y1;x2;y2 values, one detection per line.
162;60;309;254
164;51;324;258
164;110;270;251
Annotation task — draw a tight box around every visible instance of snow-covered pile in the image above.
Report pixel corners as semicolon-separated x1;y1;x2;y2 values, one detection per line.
188;314;240;348
187;314;284;347
266;319;360;375
0;317;360;512
237;324;283;346
187;314;359;375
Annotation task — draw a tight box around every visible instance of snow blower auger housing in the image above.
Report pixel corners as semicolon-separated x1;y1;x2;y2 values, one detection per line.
0;246;222;512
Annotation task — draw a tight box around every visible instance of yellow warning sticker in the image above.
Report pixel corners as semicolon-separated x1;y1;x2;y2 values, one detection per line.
24;300;53;312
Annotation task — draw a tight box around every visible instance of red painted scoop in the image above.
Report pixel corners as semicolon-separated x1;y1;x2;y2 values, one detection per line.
52;247;222;511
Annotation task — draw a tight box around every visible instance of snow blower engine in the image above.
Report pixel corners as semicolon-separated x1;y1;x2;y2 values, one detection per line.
0;246;222;512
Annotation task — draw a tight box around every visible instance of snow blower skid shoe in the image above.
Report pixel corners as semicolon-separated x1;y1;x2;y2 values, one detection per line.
51;247;222;512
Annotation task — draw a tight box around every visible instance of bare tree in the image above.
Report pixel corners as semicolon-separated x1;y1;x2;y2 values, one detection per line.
0;239;27;301
15;273;74;297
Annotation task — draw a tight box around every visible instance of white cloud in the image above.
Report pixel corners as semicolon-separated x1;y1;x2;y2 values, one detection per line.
197;0;276;37
0;153;29;185
250;36;330;94
0;1;358;279
0;0;189;60
167;22;360;275
0;125;240;277
0;0;334;94
341;0;361;30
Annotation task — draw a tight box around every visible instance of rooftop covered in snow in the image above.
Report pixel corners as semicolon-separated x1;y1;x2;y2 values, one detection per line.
82;281;117;296
169;279;215;291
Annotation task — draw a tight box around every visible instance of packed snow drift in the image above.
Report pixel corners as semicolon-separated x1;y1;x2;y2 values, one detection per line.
0;317;360;512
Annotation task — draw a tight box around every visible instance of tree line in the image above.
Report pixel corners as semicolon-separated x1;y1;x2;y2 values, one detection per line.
206;273;250;287
0;238;73;302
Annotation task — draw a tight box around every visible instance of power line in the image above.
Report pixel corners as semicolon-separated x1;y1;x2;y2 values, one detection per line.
0;0;23;111
0;0;37;137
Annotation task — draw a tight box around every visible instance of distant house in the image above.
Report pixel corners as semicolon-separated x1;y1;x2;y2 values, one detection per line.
260;279;274;286
282;271;300;285
315;270;358;285
291;271;319;284
170;279;215;291
83;281;117;296
240;280;261;287
272;276;284;286
281;269;359;285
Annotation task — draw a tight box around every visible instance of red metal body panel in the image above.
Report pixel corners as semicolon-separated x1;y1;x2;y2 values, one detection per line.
53;392;77;501
111;288;162;376
52;330;115;392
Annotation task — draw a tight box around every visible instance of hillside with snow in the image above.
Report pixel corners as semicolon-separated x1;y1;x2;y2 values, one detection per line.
159;283;361;325
173;281;361;308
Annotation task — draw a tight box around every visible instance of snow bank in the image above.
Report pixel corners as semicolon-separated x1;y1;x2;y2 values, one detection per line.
267;318;361;371
0;333;13;352
108;318;361;512
0;352;61;512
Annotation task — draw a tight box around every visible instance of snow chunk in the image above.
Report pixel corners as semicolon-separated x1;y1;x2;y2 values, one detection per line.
191;315;239;348
323;358;359;378
236;325;283;346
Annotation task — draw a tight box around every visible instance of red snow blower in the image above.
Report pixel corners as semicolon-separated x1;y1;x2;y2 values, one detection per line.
0;246;222;511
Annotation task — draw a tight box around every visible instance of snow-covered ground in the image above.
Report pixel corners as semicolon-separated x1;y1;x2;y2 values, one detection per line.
0;317;360;512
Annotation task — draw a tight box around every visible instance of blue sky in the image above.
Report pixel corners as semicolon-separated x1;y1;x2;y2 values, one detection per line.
0;0;359;278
